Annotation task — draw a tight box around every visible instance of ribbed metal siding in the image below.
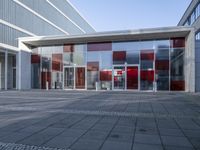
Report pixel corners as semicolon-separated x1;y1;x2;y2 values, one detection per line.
49;0;95;33
0;24;28;47
0;0;95;48
18;0;85;34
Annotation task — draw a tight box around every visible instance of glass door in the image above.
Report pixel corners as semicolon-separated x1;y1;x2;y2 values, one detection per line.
127;66;139;90
75;67;85;89
113;66;125;90
64;67;74;89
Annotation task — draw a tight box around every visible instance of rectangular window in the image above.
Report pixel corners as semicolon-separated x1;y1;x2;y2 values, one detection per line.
87;42;112;51
140;50;154;90
170;48;185;91
52;54;62;71
87;62;99;90
64;44;74;52
171;38;185;48
113;51;126;64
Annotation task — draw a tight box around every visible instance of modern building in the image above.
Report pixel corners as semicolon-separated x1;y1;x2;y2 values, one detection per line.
18;26;195;92
0;0;199;92
0;0;95;90
178;0;200;91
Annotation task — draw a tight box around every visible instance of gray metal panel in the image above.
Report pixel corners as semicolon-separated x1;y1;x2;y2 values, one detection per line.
178;0;200;26
18;0;86;34
20;50;31;90
195;41;200;91
0;0;94;47
49;0;95;33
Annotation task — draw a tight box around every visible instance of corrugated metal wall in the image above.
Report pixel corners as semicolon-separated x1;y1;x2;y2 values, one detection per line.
0;0;95;48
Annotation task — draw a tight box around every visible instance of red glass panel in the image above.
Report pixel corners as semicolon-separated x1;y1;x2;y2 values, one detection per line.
141;50;154;60
31;54;40;64
171;37;185;48
100;71;112;81
41;72;51;89
76;67;85;89
87;62;99;71
155;60;169;70
52;54;62;71
63;44;74;52
87;42;112;51
113;51;126;61
140;70;154;81
127;66;138;89
170;81;185;91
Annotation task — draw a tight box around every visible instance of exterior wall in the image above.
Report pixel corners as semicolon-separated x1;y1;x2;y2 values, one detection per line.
27;37;188;91
0;0;95;48
0;0;95;90
19;50;31;90
178;0;200;92
195;41;200;91
185;29;195;92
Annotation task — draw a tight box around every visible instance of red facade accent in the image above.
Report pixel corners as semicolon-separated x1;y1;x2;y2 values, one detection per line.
75;68;85;89
87;42;112;51
113;51;126;61
140;50;154;60
140;70;154;81
171;37;185;48
100;71;112;81
127;67;138;89
155;60;169;70
170;81;185;91
87;62;99;71
63;44;74;52
41;72;51;89
52;54;63;71
31;54;40;64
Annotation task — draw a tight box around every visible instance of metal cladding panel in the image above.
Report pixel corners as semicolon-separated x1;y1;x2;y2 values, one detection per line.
18;0;85;34
49;0;95;33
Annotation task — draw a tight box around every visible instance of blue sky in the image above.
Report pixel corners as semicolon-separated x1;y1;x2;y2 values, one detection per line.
69;0;192;32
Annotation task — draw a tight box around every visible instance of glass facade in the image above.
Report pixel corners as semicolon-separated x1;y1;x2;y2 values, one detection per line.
31;38;186;91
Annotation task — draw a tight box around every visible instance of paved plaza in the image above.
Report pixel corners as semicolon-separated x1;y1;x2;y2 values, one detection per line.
0;90;199;150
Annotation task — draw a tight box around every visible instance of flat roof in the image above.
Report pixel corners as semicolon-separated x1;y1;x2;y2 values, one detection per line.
19;26;193;47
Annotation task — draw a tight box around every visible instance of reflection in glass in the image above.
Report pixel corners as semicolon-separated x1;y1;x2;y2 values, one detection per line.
113;51;126;64
64;67;74;89
113;66;125;89
87;62;99;90
155;49;169;91
140;50;154;90
31;54;40;89
126;50;139;64
7;54;16;89
127;66;138;90
100;69;112;90
75;67;85;89
170;48;185;91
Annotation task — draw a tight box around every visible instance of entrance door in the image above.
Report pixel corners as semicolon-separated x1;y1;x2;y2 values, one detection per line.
64;66;86;90
113;66;125;90
64;67;74;89
127;66;139;90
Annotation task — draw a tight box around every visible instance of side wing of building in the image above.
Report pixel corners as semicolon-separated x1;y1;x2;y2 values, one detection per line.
178;0;200;92
0;0;95;90
0;0;95;48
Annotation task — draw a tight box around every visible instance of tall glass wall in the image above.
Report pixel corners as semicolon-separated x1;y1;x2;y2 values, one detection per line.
31;37;186;91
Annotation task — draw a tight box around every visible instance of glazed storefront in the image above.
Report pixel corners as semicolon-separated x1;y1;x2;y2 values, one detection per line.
31;38;185;91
